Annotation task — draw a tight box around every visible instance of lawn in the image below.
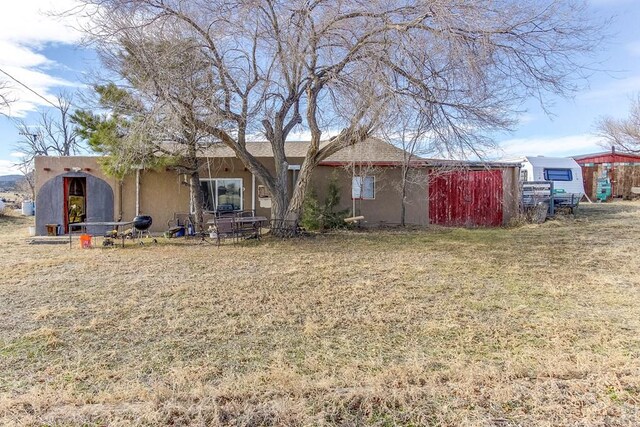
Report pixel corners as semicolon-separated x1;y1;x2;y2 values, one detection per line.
1;202;639;426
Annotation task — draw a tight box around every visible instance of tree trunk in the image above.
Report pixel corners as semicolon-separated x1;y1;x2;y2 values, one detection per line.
189;170;204;233
400;166;408;227
265;158;317;236
401;192;406;227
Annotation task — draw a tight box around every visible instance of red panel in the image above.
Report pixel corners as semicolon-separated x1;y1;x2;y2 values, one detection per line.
575;153;640;164
429;170;503;227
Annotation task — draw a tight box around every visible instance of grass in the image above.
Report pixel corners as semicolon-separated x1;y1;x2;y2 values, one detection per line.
1;202;640;426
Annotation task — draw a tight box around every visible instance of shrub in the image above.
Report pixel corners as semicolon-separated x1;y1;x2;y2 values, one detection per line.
302;175;350;231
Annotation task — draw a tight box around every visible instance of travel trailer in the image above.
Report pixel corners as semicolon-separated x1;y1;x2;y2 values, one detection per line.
519;156;585;207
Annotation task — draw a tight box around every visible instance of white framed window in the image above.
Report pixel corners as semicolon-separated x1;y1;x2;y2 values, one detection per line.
352;176;375;199
199;178;243;211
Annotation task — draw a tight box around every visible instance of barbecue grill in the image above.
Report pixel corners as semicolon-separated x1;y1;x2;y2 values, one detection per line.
133;215;153;240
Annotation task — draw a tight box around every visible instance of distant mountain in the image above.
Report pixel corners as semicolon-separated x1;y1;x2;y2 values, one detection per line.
0;175;23;183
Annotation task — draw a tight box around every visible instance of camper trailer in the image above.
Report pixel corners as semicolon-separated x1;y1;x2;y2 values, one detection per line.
519;156;585;208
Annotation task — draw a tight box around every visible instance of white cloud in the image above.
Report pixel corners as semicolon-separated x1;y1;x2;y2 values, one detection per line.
0;160;21;175
493;134;604;160
0;1;84;46
577;76;640;102
0;1;85;116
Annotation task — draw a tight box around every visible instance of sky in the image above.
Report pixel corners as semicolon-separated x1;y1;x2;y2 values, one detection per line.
1;0;640;175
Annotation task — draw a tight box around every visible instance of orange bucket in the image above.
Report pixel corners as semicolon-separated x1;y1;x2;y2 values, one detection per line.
79;234;92;249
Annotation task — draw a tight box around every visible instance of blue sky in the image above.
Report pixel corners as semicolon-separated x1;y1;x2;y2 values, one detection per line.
1;0;640;174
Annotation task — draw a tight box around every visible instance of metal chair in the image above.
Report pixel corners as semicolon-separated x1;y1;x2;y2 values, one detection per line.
211;216;236;246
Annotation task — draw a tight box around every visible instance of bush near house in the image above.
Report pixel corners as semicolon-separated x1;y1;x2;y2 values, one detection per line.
302;175;350;231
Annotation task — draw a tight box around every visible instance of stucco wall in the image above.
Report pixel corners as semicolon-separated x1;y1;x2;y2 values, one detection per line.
311;166;429;226
35;156;516;234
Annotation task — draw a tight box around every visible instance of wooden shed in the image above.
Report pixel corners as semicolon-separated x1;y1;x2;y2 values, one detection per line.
426;162;520;227
573;150;640;201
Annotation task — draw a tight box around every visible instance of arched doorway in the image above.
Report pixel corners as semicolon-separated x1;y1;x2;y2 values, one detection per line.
64;177;86;233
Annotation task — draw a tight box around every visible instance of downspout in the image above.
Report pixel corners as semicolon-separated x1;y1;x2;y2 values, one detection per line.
135;168;140;216
352;162;356;217
118;179;123;221
252;173;256;212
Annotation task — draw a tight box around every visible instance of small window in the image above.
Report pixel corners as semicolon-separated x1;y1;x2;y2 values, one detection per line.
520;170;528;181
352;176;375;199
543;168;572;181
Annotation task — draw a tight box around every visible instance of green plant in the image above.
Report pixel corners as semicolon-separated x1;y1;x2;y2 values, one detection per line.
302;175;350;231
301;185;322;230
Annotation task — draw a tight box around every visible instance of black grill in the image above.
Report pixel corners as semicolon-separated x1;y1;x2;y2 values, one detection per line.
133;215;153;231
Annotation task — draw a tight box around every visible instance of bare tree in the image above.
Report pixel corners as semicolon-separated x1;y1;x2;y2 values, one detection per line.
76;0;603;233
13;92;83;203
595;94;640;153
0;80;15;115
15;159;36;201
379;104;433;226
14;92;82;163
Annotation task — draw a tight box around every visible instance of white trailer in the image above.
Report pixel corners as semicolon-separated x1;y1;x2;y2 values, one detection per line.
518;156;585;208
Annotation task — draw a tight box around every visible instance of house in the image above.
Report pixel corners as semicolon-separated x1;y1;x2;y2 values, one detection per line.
34;139;521;235
573;150;640;201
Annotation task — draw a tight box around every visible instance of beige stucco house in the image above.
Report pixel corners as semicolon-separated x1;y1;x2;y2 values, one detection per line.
34;139;520;236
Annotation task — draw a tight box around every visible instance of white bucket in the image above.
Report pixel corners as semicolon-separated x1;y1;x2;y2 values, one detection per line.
22;201;35;216
28;226;36;236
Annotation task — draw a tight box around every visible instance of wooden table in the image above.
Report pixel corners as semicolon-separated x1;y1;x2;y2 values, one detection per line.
69;221;133;249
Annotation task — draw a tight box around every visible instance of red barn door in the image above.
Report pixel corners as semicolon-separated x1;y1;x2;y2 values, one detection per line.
429;170;504;226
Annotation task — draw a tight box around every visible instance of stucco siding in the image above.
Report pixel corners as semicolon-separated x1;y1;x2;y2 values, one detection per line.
310;166;429;226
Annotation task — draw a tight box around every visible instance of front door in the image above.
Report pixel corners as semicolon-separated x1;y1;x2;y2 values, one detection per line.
64;177;86;233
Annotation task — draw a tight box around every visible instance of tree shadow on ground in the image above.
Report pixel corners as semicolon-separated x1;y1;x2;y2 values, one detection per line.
575;200;640;222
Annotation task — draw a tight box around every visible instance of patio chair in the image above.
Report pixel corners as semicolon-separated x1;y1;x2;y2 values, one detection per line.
211;216;236;246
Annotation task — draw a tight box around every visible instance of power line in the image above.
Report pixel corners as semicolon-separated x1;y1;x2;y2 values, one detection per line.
0;67;59;108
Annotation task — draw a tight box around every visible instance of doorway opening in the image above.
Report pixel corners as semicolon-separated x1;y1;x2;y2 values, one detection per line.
64;177;86;233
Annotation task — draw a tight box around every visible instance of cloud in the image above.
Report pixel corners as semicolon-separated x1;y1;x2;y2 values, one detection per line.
0;159;21;175
0;1;84;46
577;76;640;102
0;1;85;116
493;134;604;159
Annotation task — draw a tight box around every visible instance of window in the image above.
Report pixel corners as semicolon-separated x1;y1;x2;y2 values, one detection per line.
352;176;375;199
199;178;243;211
520;170;529;181
543;168;572;181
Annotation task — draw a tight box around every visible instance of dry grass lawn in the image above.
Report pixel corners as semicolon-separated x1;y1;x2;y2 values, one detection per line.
1;202;640;426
